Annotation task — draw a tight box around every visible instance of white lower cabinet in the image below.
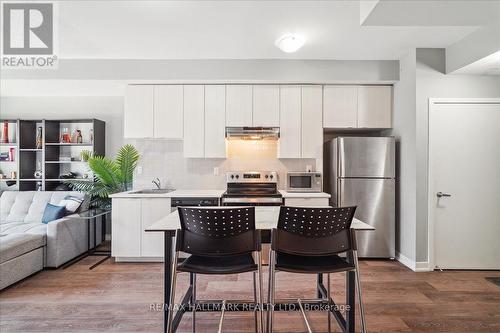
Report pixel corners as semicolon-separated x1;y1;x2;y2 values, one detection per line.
112;197;171;261
111;199;142;257
141;198;170;257
284;197;330;207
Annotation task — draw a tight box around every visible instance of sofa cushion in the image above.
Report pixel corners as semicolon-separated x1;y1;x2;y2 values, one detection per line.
0;222;47;235
42;204;67;224
0;191;85;224
0;233;46;264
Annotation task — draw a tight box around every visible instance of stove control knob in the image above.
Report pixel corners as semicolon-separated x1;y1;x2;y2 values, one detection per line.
230;175;234;179
269;174;274;179
235;175;239;179
265;175;269;179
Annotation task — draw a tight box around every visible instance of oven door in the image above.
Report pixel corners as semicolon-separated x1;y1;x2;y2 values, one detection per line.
221;197;283;206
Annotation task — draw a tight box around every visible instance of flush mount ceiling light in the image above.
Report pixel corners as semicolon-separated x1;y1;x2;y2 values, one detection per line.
275;34;305;53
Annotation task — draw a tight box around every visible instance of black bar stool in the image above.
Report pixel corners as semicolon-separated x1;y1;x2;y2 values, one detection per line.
167;207;264;333
267;206;366;333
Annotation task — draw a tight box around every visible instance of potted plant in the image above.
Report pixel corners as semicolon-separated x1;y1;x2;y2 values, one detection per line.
67;144;140;208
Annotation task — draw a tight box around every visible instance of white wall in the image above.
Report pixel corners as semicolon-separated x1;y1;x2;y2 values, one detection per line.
392;49;417;263
394;48;500;270
415;48;500;263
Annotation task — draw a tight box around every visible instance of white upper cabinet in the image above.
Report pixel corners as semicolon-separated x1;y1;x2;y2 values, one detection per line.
323;85;357;128
124;85;154;138
357;86;392;128
204;85;227;158
226;85;253;127
323;85;392;129
183;85;205;158
278;85;301;158
253;85;280;127
301;86;323;159
154;85;183;139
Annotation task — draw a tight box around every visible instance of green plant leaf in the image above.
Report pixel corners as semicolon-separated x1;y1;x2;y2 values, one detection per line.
115;144;140;190
88;156;121;191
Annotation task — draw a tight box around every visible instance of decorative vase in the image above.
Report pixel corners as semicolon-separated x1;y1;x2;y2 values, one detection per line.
36;126;43;149
2;121;8;144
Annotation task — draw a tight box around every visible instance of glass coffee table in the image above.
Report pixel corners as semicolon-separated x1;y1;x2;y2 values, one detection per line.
62;208;111;270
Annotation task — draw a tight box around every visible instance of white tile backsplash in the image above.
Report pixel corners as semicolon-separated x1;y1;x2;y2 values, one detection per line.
129;139;315;190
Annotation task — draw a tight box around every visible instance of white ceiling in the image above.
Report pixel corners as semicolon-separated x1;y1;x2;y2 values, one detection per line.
56;0;479;60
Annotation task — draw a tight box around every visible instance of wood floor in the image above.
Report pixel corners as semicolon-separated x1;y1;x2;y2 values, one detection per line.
1;257;499;333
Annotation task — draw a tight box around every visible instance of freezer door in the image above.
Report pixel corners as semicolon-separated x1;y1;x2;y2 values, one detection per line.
339;178;395;258
338;137;395;178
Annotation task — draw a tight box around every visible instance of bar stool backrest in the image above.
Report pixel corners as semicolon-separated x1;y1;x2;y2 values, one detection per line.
272;206;357;256
177;207;260;256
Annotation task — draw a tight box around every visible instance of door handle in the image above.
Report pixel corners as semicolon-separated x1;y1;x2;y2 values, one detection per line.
436;192;451;198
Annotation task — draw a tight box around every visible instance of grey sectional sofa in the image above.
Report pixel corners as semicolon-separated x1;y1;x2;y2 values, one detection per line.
0;191;100;289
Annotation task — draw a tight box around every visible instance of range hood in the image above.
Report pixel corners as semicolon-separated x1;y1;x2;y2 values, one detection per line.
225;127;280;140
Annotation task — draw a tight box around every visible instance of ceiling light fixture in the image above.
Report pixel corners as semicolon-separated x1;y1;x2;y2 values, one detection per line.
275;34;305;53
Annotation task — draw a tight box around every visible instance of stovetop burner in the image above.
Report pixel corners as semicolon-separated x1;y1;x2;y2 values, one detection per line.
222;171;283;206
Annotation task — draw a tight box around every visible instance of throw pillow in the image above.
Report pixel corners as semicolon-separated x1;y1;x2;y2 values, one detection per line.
42;203;67;224
58;195;84;213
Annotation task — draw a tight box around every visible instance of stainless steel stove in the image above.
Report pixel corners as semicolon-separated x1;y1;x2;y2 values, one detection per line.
222;171;283;206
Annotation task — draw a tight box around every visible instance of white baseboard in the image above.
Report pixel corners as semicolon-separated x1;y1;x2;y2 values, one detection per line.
395;252;432;272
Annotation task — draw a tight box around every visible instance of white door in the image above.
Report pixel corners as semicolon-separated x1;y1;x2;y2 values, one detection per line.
430;100;500;269
154;85;183;139
204;85;226;158
253;85;280;127
183;85;205;158
226;85;253;126
124;85;154;138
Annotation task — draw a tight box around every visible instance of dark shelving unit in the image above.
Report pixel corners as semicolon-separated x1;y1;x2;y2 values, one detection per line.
0;119;105;192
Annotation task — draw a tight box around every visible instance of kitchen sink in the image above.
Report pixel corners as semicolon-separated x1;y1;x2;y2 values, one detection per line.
131;189;175;194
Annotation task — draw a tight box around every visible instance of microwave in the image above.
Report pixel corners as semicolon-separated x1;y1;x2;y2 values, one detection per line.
286;172;322;192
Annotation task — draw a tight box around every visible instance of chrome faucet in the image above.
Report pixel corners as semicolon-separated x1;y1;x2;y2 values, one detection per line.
152;178;161;189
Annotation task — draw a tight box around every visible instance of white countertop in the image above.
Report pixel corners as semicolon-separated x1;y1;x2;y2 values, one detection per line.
146;206;374;232
111;189;332;199
279;190;331;198
110;189;225;198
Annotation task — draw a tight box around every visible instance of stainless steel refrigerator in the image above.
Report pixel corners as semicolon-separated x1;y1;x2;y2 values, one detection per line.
324;137;395;258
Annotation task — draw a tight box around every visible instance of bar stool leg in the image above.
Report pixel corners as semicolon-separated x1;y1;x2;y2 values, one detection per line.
253;271;258;333
267;250;276;333
327;273;331;333
353;250;366;333
257;251;265;333
166;252;179;333
191;273;197;333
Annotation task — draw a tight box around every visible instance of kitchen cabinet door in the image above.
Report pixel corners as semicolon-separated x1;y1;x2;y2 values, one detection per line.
183;85;205;158
253;85;280;127
124;85;154;138
278;85;301;158
301;86;323;159
111;199;141;257
154;85;183;139
357;86;392;128
141;198;170;257
205;85;227;158
225;85;253;127
323;85;357;128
